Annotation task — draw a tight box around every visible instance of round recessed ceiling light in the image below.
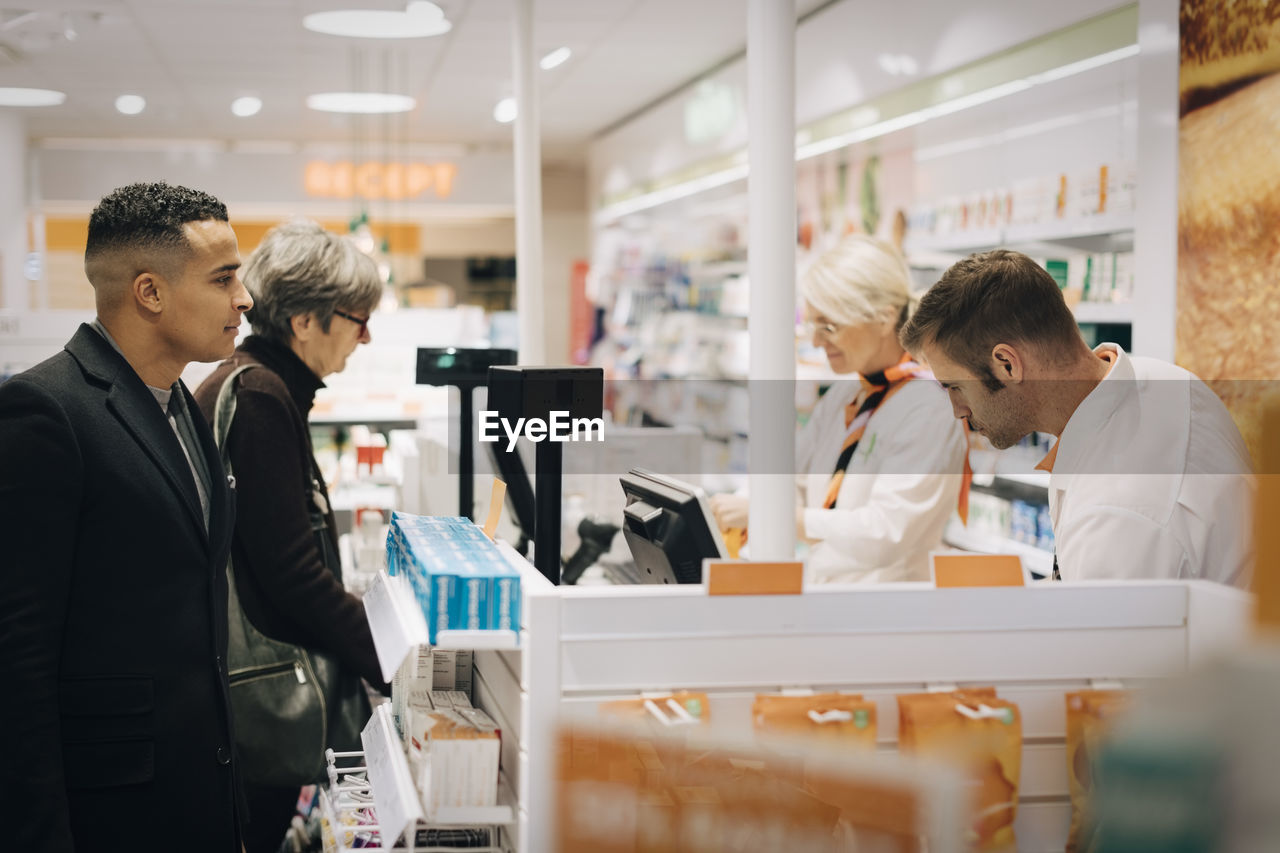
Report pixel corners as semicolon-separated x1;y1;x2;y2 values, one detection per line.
303;2;451;39
493;97;517;123
231;96;263;117
307;92;416;114
406;1;445;20
540;47;571;70
0;87;66;107
115;94;146;115
877;53;919;76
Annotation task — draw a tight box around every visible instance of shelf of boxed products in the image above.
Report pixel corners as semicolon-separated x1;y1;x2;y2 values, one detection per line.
364;567;520;684
317;773;515;852
903;162;1136;259
1003;214;1135;249
367;704;515;829
363;517;525;686
319;709;515;852
943;518;1054;577
903;215;1134;258
962;441;1055;577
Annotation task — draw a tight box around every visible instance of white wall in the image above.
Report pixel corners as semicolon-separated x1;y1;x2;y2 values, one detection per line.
911;56;1138;200
588;0;1132;205
0;112;27;311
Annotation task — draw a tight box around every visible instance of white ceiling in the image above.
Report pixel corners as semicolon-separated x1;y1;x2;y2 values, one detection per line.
0;0;832;162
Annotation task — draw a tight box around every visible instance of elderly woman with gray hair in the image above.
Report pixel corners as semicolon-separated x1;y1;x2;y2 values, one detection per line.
193;219;384;852
710;234;969;584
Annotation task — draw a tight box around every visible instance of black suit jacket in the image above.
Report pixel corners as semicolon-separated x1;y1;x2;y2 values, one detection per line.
0;325;242;852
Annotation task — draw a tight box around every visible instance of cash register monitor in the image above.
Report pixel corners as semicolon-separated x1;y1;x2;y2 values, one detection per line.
619;468;728;584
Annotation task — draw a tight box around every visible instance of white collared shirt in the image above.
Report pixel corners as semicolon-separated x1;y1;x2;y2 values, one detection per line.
799;378;967;584
1043;344;1254;586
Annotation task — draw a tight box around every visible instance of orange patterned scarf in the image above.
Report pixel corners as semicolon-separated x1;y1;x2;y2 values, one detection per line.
822;354;971;523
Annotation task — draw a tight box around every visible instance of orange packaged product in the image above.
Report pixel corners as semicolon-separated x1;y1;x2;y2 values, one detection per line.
897;689;1021;851
752;692;895;843
895;687;996;752
751;692;878;750
598;691;711;726
1065;689;1131;852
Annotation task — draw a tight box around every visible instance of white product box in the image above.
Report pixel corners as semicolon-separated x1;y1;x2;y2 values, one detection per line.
407;707;501;815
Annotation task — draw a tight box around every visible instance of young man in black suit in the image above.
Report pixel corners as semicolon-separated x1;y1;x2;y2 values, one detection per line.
0;182;253;851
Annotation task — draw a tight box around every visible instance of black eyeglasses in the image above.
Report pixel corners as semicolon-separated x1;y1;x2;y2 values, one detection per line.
332;309;370;335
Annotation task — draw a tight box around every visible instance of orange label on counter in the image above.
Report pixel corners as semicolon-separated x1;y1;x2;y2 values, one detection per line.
704;560;803;596
932;553;1026;588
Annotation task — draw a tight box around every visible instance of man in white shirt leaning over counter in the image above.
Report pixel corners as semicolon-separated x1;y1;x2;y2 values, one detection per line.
899;249;1254;586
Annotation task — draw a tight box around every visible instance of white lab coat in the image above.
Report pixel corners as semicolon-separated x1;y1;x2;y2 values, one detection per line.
1047;344;1254;586
799;378;967;584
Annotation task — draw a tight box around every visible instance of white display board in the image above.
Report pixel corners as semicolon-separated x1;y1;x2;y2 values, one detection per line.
469;569;1252;853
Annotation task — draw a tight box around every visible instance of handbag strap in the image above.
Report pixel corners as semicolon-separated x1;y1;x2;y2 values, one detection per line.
212;363;260;474
213;362;324;498
213;363;340;577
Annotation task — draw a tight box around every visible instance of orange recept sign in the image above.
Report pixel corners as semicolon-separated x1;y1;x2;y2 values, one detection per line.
304;160;457;200
932;553;1026;588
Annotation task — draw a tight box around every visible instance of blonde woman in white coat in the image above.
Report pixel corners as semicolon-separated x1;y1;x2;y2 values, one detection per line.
711;235;969;583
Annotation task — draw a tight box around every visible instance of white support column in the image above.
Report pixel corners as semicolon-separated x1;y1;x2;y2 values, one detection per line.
0;112;27;312
746;0;796;561
512;0;546;364
1133;0;1178;362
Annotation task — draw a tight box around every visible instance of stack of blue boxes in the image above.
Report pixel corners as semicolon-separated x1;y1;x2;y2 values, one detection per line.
1009;500;1055;553
386;513;522;644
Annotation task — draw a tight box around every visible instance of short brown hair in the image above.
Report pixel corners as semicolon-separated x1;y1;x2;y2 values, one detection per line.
899;249;1084;380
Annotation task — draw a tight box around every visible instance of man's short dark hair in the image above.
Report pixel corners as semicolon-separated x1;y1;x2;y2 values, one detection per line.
85;182;228;262
899;249;1084;382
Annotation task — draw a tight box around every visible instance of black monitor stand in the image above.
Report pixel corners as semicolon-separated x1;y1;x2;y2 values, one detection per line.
487;366;604;585
415;347;517;520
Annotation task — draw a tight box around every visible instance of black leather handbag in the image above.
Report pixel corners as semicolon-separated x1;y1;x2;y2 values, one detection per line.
213;364;369;786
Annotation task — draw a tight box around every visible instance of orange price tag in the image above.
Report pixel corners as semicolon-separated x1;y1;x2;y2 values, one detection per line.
704;560;803;596
931;553;1027;588
483;478;507;540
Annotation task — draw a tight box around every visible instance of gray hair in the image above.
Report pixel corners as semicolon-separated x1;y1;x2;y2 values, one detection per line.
243;218;383;344
801;234;917;330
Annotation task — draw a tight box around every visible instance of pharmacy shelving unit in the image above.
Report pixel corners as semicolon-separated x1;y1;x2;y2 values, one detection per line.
343;566;521;852
318;741;515;853
902;214;1135;257
950;464;1056;576
904;216;1136;336
352;524;1252;852
482;559;1250;853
